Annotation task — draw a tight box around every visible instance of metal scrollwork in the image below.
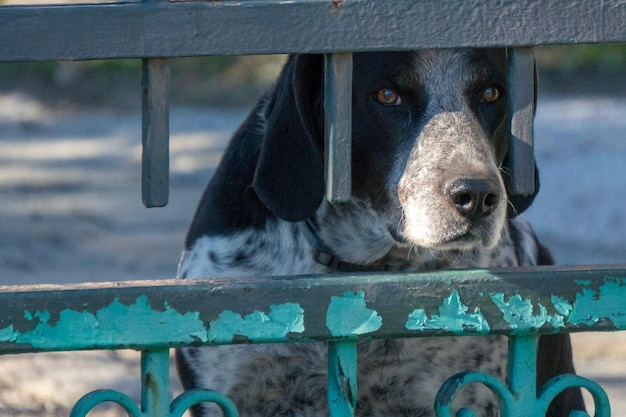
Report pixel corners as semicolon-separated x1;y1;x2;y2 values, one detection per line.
435;371;610;417
170;388;239;417
537;374;610;417
435;372;515;417
70;389;143;417
70;388;239;417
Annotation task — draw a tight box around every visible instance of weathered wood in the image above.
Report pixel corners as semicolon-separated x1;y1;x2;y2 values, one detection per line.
1;0;625;62
141;58;170;207
1;265;625;353
507;48;535;196
324;52;352;203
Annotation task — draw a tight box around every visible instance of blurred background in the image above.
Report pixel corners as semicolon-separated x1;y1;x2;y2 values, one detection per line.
1;0;625;413
3;44;624;282
2;45;626;110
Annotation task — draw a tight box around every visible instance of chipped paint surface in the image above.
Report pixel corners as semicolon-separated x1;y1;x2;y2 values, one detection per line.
404;277;626;335
561;278;626;327
491;293;557;333
207;303;305;343
1;272;626;351
0;297;306;349
0;295;207;349
0;325;17;343
326;291;382;337
488;278;626;332
405;290;490;334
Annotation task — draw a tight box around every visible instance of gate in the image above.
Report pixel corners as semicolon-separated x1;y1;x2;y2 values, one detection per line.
1;1;626;416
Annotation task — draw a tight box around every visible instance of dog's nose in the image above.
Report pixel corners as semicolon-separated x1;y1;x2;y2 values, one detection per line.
446;178;500;220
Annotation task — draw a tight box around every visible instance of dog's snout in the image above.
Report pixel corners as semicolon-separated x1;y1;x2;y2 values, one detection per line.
446;178;500;220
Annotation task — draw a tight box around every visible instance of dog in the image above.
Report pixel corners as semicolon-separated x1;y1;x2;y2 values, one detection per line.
176;49;585;416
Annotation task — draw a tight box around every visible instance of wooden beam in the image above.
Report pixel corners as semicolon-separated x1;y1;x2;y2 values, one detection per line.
141;58;170;208
1;0;625;62
324;52;352;203
507;48;536;196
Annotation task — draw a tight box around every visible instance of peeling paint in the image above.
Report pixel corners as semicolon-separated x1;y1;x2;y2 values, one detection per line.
0;325;17;343
491;293;553;333
405;290;490;334
24;310;50;323
2;274;626;351
551;295;573;317
326;291;382;337
567;278;626;327
207;303;304;343
1;295;207;349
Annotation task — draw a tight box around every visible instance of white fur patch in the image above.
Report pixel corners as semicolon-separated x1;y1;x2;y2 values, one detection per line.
178;220;326;279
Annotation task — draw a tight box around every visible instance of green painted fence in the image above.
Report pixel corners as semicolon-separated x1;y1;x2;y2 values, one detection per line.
1;0;625;416
1;267;625;415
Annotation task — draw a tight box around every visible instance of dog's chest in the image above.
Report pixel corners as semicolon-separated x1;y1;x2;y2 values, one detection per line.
178;221;329;279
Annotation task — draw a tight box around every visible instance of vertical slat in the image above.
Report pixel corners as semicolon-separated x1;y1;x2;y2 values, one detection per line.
506;47;535;196
324;52;353;203
141;349;170;417
141;57;170;207
328;341;357;417
507;336;538;417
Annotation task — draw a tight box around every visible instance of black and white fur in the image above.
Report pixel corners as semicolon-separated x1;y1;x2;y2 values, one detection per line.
176;50;584;417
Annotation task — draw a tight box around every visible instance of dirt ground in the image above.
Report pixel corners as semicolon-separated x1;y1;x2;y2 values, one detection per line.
0;93;625;416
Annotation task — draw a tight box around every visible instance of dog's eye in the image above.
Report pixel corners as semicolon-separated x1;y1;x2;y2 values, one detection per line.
481;86;502;104
375;88;402;106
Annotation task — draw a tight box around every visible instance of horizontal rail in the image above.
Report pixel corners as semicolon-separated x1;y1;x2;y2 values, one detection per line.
0;265;625;354
1;0;625;62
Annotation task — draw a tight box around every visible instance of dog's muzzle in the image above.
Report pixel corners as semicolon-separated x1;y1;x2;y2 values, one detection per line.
396;112;508;250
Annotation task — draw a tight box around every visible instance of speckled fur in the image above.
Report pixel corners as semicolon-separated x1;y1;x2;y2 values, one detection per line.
176;50;579;417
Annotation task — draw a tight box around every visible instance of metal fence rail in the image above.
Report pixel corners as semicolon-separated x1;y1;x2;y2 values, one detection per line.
3;266;626;352
1;0;625;416
1;266;625;415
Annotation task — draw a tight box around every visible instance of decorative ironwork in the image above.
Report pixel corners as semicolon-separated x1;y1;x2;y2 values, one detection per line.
435;336;611;417
435;371;610;417
70;386;239;417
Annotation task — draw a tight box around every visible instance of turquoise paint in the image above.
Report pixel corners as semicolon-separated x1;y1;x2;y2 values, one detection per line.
491;278;626;333
0;325;16;343
169;389;240;417
550;295;573;317
24;310;51;323
328;341;358;417
567;278;626;327
207;303;304;343
435;371;516;417
141;349;170;416
326;291;382;337
549;295;573;328
70;389;142;417
405;290;490;334
491;293;553;333
1;295;207;349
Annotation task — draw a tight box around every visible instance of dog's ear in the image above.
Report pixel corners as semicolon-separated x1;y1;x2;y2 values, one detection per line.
252;54;325;222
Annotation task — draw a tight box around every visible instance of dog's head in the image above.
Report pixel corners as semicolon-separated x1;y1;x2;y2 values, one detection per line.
253;49;539;252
